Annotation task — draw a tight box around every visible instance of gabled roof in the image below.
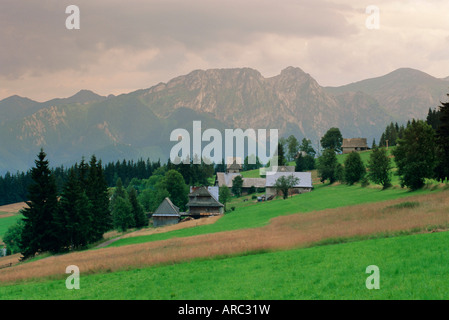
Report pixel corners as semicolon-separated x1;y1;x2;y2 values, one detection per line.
265;172;313;188
215;173;266;189
215;172;241;188
153;198;180;217
190;186;219;201
242;178;266;188
342;138;368;148
187;186;224;208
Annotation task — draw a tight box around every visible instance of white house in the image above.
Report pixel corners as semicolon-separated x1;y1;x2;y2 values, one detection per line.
265;172;313;197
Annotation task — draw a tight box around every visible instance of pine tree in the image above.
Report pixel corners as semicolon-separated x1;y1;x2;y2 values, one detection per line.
112;196;134;232
435;94;449;181
393;120;436;190
87;156;111;242
231;175;243;197
111;178;134;232
20;149;60;259
128;187;148;228
58;169;92;250
276;142;287;166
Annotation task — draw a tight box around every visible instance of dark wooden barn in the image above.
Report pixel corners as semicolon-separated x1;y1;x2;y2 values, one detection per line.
152;197;181;227
187;186;224;218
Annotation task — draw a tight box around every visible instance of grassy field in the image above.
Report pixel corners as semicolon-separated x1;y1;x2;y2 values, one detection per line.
1;229;449;299
0;214;22;243
109;183;436;247
1;148;448;300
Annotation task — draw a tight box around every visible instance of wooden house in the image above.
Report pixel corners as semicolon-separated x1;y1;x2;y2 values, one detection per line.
265;172;313;198
342;138;369;154
214;173;265;194
187;186;224;218
152;197;180;227
226;161;242;173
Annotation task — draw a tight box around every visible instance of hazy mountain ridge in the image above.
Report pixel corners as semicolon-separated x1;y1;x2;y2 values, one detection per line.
1;67;447;173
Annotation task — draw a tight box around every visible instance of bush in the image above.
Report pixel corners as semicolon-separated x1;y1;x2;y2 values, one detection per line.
343;152;366;185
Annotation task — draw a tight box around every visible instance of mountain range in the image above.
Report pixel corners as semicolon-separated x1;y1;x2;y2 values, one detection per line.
1;67;448;174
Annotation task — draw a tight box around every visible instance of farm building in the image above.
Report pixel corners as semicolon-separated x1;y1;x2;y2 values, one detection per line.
265;172;313;198
277;166;295;172
215;172;240;188
226;160;242;173
190;186;219;201
187;186;224;218
214;173;265;194
342;138;369;154
258;165;295;176
152;197;181;227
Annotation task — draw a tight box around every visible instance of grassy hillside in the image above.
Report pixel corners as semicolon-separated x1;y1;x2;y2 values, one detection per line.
1;149;448;300
110;183;433;247
1;229;449;299
0;214;22;243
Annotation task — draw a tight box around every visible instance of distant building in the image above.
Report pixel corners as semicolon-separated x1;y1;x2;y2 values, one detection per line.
258;166;295;176
342;138;369;154
190;186;219;201
187;186;224;218
226;157;242;173
215;172;241;188
214;173;265;194
152;198;181;227
265;172;313;198
277;166;295;172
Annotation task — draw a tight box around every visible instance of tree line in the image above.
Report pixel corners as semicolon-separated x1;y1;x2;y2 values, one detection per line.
315;93;449;191
5;151;111;259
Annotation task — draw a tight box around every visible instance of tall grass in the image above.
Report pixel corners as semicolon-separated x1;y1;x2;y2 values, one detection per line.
110;184;436;247
2;229;449;299
1;189;448;284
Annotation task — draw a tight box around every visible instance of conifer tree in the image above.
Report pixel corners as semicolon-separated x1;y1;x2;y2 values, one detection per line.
87;156;111;241
20;149;60;259
58;168;92;249
435;94;449;181
128;187;148;228
111;177;134;232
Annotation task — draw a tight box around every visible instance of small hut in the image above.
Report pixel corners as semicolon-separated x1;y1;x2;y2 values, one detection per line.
342;138;369;154
152;198;180;227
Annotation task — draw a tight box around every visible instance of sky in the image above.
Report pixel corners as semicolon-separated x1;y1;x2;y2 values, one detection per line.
1;0;449;102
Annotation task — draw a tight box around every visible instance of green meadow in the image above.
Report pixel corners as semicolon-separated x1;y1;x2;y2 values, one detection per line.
1;230;448;299
0;214;22;243
109;183;432;247
1;147;448;300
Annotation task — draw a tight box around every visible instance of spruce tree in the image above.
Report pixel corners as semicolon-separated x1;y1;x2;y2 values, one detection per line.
435;94;449;182
112;196;134;232
393;120;436;190
111;177;134;232
58;168;92;250
20;149;60;259
87;156;112;241
128;187;148;228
